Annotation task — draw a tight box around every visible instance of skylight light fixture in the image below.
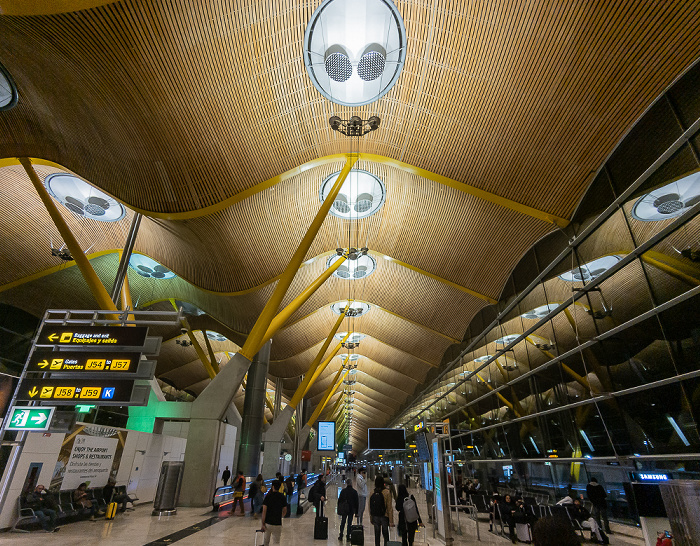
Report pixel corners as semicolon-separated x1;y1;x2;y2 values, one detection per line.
559;255;622;283
0;61;18;111
474;355;493;363
335;332;366;343
331;301;371;317
44;173;126;222
321;170;386;219
327;253;377;280
495;334;520;345
632;172;700;221
303;0;407;106
521;304;559;320
206;331;228;342
129;254;176;280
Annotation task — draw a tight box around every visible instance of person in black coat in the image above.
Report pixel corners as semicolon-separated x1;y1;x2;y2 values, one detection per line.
396;484;423;546
222;466;231;486
337;479;359;540
309;474;326;515
499;494;517;544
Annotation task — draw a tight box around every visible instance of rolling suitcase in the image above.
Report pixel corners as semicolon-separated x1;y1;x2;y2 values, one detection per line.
387;527;401;546
350;524;364;545
314;502;328;540
516;522;532;543
105;502;118;520
255;529;264;545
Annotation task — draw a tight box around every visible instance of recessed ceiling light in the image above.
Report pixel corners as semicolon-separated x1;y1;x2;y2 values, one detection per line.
335;332;367;343
320;170;386;220
331;301;371;317
303;0;407;106
632;172;700;222
559;255;622;283
44;173;126;222
129;254;176;280
328;253;377;280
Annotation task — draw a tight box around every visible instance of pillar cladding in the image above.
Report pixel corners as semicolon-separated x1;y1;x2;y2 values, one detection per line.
238;341;271;477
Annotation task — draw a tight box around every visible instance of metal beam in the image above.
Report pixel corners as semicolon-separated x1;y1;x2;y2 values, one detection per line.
110;212;142;304
239;155;358;360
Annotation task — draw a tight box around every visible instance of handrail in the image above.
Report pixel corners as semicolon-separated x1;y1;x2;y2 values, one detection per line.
212;473;321;511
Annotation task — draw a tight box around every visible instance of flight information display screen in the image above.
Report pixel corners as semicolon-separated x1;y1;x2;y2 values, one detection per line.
318;421;336;451
367;428;405;450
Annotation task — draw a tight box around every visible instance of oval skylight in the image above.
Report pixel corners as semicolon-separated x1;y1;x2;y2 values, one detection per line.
0;61;18;111
328;253;377;280
44;173;126;222
335;332;367;343
129;254;176;280
632;172;700;221
206;331;228;342
495;334;521;345
521;304;559;320
340;354;361;362
331;301;371;317
320;170;386;220
303;0;407;106
559;255;622;283
474;355;493;363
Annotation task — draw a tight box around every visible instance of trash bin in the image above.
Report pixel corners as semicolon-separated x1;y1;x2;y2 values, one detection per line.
152;461;184;516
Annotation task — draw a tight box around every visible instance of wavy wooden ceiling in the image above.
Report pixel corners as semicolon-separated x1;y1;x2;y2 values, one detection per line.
1;0;700;447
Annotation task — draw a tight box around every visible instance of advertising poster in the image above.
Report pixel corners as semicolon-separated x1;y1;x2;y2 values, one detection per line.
318;421;335;451
51;423;128;490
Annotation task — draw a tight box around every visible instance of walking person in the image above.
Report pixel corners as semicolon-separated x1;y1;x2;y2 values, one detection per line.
309;474;327;514
250;474;265;518
222;466;231;487
586;477;611;535
284;474;294;517
230;470;246;516
396;484;423;546
357;468;369;525
260;479;288;545
337;479;359;540
370;475;394;546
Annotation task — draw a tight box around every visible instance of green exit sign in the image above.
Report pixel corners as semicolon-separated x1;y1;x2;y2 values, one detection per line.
7;406;55;431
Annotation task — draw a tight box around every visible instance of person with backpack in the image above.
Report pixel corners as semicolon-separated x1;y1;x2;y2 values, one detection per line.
370;475;394;546
308;474;326;514
356;468;369;525
396;484;423;546
284;474;294;517
337;479;359;540
231;470;246;516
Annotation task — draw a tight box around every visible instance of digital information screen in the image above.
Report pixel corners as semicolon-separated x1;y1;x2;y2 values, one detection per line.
367;428;405;450
433;440;442;511
415;432;431;462
317;421;336;451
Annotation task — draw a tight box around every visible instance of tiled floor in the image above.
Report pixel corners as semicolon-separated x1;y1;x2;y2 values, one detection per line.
2;477;642;545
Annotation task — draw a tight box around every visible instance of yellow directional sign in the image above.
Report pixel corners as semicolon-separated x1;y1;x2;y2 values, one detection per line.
28;387;39;398
18;379;136;404
37;325;148;347
28;352;142;374
40;386;54;398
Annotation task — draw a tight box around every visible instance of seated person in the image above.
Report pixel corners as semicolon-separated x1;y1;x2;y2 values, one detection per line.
499;494;517;543
102;479;136;511
25;485;59;532
73;482;99;520
570;498;609;545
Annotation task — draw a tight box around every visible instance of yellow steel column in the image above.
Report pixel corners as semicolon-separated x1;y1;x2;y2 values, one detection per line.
117;250;136;323
181;318;219;379
301;335;349;397
202;330;219;373
255;255;348;353
288;307;349;408
327;393;345;421
239;155;358;360
307;368;349;427
20;157;118;312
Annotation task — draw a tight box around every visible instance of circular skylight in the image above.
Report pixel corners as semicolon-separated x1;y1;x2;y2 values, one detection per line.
340;354;361;362
320;170;386;220
347;368;359;375
331;301;371;317
521;304;558;320
559;255;622;283
206;331;228;342
303;0;407;106
328;253;377;280
335;332;367;343
474;355;493;363
44;173;126;222
129;254;176;280
632;172;700;221
0;61;18;111
495;334;520;345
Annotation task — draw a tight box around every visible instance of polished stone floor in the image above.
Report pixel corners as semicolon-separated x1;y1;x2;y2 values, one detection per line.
2;477;643;545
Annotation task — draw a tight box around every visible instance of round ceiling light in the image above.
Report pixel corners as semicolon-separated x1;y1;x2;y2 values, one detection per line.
331;301;371;317
328;253;377;280
320;170;386;220
129;254;176;280
521;304;558;320
474;355;493;363
495;334;520;345
44;173;126;222
559;255;622;283
632;172;700;221
303;0;407;106
340;354;361;362
206;331;228;342
335;332;367;343
0;61;18;111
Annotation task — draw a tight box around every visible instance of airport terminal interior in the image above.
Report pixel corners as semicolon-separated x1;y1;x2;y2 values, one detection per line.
1;0;700;544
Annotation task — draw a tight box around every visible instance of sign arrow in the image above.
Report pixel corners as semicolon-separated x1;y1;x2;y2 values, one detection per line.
47;333;58;342
38;360;49;368
30;413;48;425
28;387;39;398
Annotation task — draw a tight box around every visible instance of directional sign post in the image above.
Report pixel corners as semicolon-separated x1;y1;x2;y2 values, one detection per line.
6;406;55;431
17;379;139;405
28;351;144;374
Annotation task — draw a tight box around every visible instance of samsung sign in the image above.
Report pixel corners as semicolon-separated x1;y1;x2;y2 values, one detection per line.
634;472;670;481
